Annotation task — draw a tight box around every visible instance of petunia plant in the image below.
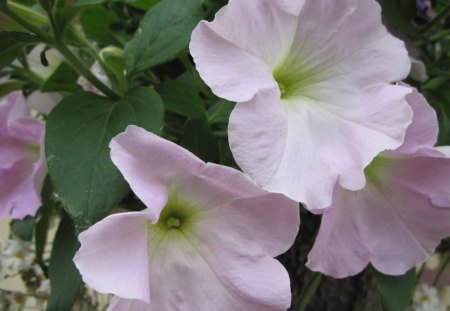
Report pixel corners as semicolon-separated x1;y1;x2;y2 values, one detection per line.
0;0;450;310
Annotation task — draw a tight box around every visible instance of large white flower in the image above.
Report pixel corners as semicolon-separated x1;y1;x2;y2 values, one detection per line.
190;0;413;209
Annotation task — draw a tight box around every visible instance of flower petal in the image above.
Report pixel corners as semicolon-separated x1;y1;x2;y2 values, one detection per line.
109;125;203;223
146;230;287;311
287;0;410;86
190;0;297;102
387;86;438;155
229;86;412;209
74;211;151;302
307;155;450;277
0;160;40;218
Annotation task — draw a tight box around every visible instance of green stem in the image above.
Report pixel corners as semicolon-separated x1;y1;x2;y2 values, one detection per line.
423;2;450;33
416;262;426;285
212;130;228;138
294;272;323;311
55;43;120;100
1;4;121;100
1;4;53;43
432;252;450;286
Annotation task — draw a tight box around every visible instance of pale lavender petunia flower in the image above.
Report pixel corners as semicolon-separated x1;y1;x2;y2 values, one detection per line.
73;125;299;311
190;0;413;210
0;92;46;219
306;87;450;278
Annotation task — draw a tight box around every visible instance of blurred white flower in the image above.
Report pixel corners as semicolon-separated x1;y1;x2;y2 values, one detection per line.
0;238;33;272
21;44;63;81
412;284;446;311
9;292;27;311
77;62;110;95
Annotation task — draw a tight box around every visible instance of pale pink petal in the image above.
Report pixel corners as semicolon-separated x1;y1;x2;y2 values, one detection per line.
0;160;40;218
306;187;371;278
229;87;412;209
0;92;46;219
381;155;450;208
190;22;278;102
435;146;450;157
109;125;203;223
287;0;410;86
0;92;20;126
74;211;151;302
307;154;450;277
202;0;297;68
146;230;287;311
196;192;299;257
190;0;299;102
387;86;438;155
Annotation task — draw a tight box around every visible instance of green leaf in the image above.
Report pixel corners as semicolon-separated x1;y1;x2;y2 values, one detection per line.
80;8;121;46
10;216;35;241
46;87;163;230
378;0;422;40
374;268;416;311
41;62;81;93
124;0;202;75
181;117;217;162
46;214;82;311
33;176;54;275
156;79;205;118
126;0;161;10
0;35;24;71
100;47;126;93
73;0;106;5
0;81;25;97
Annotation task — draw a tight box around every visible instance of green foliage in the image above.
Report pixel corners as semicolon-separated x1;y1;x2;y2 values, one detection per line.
45;88;163;230
156;79;205;118
374;268;416;311
10;216;35;241
79;7;121;47
0;33;26;70
181;117;218;162
41;62;81;92
47;214;82;311
124;0;202;75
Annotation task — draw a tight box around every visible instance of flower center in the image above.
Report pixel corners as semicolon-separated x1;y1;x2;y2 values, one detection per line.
364;155;390;182
166;217;181;229
153;190;197;233
273;58;312;100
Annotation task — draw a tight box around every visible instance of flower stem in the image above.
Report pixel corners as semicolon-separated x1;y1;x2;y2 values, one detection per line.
0;3;121;100
294;272;322;311
432;252;450;286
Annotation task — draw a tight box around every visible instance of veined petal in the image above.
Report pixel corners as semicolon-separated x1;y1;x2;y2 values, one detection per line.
286;0;409;85
197;193;299;258
0;160;40;218
190;0;298;102
74;211;151;302
190;22;278;103
204;0;297;68
0;92;46;219
307;154;450;277
386;86;438;155
147;230;286;311
110;125;203;223
229;87;412;209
